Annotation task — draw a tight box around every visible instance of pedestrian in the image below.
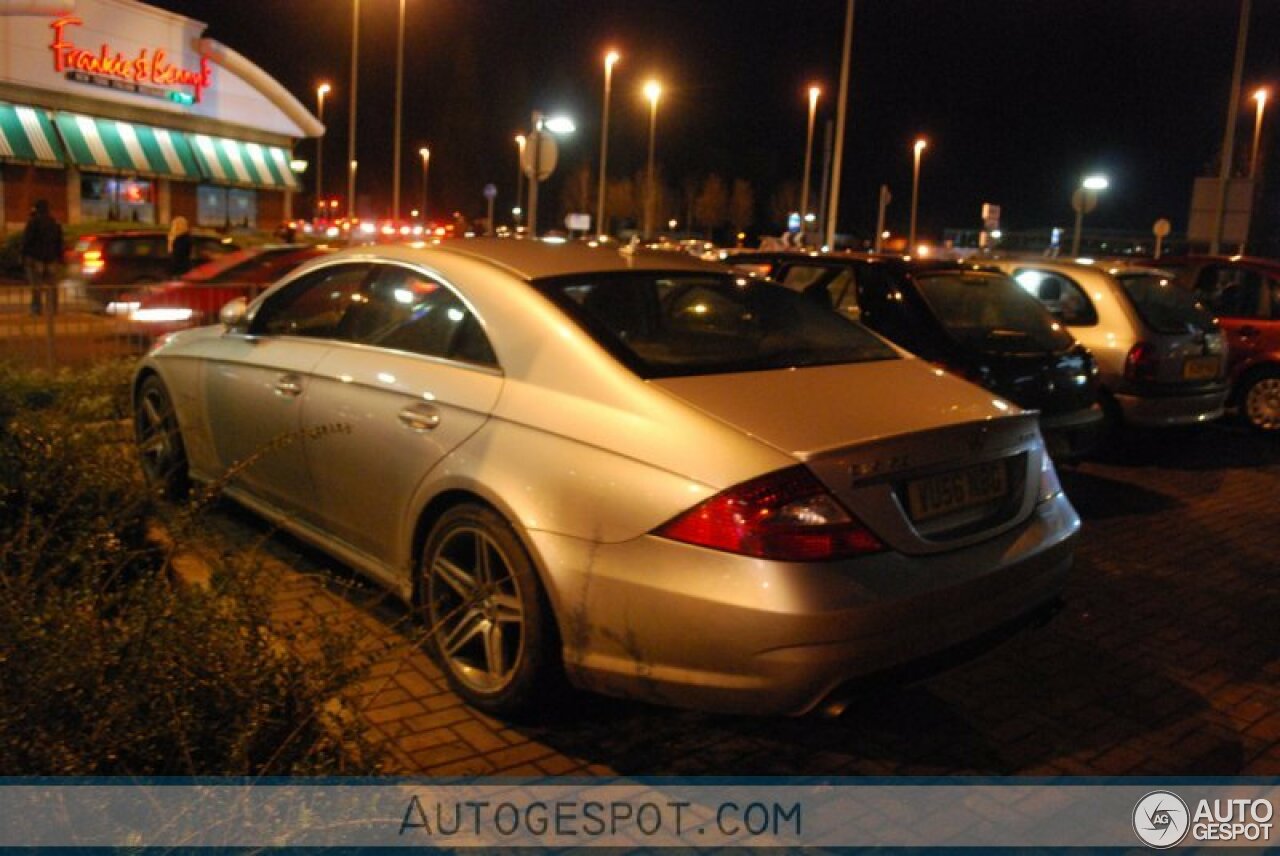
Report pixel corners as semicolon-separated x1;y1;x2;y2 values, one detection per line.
168;216;193;276
21;199;63;316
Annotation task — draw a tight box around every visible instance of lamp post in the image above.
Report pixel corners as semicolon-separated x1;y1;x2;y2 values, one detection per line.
1250;87;1270;181
392;0;406;221
800;85;820;242
596;50;620;239
418;147;430;222
1070;174;1108;257
315;83;330;220
908;138;926;251
346;0;359;220
514;134;526;228
643;79;661;241
525;114;575;238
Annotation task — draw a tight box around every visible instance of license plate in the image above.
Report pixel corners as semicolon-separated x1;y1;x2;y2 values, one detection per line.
1183;355;1220;381
907;461;1008;522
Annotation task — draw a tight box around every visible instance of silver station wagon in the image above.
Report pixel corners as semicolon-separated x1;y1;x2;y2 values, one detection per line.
134;240;1079;717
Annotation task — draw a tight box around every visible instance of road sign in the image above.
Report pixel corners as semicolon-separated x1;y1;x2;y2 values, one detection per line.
981;202;1001;231
1152;218;1171;238
483;183;497;201
565;213;591;232
520;132;558;181
1071;188;1098;215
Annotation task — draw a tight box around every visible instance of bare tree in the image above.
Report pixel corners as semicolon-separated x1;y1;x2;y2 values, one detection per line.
729;179;755;238
558;162;593;221
770;180;801;229
606;177;637;227
694;174;729;237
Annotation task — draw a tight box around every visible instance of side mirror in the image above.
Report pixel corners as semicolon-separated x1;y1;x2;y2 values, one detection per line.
219;297;249;330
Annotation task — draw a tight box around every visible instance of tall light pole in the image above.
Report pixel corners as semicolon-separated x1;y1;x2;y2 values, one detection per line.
1250;87;1269;181
514;134;526;229
643;79;661;241
315;83;330;220
825;0;856;249
418;147;430;222
392;0;406;221
1070;174;1109;257
596;49;620;239
800;85;820;242
1210;0;1251;255
346;0;359;219
908;137;927;251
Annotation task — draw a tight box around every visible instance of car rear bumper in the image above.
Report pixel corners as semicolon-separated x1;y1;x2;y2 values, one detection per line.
1115;387;1228;427
530;493;1079;716
1040;404;1105;458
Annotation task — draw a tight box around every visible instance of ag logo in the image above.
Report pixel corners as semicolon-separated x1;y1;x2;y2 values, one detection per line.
1133;790;1189;848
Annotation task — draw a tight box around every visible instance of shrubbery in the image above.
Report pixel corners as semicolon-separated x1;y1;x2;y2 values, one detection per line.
0;359;382;774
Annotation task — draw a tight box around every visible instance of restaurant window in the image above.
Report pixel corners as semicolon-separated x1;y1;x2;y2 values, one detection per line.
80;175;155;223
197;185;259;229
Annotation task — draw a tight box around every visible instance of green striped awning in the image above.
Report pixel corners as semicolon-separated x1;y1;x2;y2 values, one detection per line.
54;113;201;180
0;103;65;166
187;133;298;190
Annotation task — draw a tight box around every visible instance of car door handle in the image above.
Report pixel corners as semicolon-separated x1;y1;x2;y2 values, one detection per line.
398;403;441;431
274;374;303;398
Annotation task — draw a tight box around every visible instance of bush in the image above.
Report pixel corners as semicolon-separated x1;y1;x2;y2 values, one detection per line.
0;360;382;774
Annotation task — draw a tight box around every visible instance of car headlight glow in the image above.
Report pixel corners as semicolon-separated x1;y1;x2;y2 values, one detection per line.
130;307;195;324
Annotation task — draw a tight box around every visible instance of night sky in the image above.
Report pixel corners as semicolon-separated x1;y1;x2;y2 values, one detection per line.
146;0;1279;242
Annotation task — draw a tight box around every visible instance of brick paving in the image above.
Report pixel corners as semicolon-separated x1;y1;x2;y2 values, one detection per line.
209;422;1279;776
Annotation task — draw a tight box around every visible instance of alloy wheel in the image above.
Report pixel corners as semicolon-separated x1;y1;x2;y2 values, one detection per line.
1245;375;1280;432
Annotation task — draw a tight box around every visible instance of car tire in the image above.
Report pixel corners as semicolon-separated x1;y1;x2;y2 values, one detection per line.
134;375;190;499
1239;368;1280;433
420;504;560;716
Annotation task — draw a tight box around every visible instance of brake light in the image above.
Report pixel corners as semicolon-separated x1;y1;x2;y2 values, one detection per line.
81;249;105;276
1124;342;1159;382
655;466;883;562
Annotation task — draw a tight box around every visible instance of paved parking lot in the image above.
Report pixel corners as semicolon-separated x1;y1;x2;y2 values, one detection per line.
211;422;1279;777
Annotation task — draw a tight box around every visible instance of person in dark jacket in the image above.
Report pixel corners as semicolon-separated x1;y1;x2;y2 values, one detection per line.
21;199;63;316
168;216;193;276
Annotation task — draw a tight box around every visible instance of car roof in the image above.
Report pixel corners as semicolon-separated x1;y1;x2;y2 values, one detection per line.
335;237;730;281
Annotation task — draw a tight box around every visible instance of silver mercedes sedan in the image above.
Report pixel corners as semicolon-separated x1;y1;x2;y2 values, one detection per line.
133;239;1079;717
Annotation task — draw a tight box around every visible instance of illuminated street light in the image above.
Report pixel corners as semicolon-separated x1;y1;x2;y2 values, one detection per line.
643;79;662;241
315;83;330;220
908;138;927;251
513;134;526;227
1250;87;1270;181
800;85;820;243
597;49;620;239
1071;174;1109;256
418;147;430;221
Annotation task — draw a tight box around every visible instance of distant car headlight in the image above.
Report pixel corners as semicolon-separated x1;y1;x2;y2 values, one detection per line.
130;307;195;324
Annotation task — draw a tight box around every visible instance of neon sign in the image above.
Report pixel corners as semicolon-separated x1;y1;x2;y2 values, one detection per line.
49;16;212;103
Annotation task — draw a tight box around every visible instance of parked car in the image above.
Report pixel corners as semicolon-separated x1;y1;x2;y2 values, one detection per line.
982;257;1229;433
109;244;333;338
64;229;238;307
1137;255;1280;433
133;240;1079;717
725;252;1104;459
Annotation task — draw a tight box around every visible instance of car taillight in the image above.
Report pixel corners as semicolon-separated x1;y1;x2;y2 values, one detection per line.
1124;342;1159;382
654;466;883;562
81;248;105;277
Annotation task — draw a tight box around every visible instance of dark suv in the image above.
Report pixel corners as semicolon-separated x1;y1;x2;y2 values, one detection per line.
726;251;1104;458
65;229;239;307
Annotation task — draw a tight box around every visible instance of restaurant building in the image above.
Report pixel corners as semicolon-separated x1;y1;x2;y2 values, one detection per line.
0;0;321;235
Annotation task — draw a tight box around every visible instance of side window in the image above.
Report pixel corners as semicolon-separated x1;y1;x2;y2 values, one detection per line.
1196;266;1264;318
1269;278;1280;321
195;237;232;262
339;265;497;366
250;263;371;338
1013;268;1097;325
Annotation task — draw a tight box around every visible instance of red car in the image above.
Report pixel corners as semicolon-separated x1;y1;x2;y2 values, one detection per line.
1151;255;1280;432
112;244;332;337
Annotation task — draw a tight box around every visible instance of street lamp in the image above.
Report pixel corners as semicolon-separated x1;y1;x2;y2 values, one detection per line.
418;147;430;222
800;85;820;243
347;0;359;220
1250;87;1270;181
908;138;927;251
315;83;330;220
1070;174;1109;256
643;79;662;241
514;134;526;227
596;49;620;239
392;0;406;221
525;113;575;238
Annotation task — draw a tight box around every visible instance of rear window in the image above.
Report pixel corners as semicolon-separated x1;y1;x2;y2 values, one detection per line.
535;272;897;379
916;271;1075;354
1115;272;1216;334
